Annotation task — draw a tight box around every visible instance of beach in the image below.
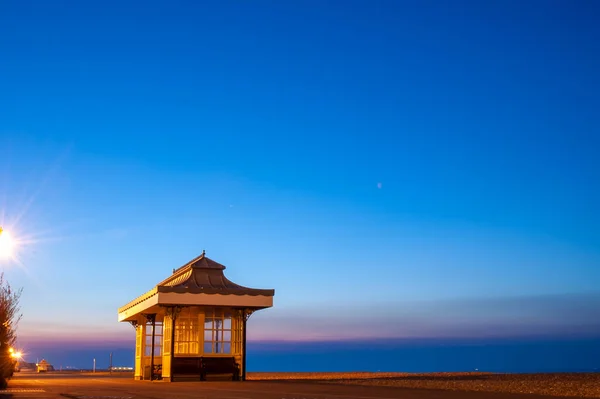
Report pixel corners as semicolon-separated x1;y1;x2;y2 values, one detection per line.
249;372;600;398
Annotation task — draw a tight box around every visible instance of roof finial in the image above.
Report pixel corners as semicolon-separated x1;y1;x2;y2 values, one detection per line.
202;249;206;256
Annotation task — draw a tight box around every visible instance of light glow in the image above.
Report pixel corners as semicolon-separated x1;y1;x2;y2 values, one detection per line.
0;227;16;258
0;229;16;259
9;347;23;360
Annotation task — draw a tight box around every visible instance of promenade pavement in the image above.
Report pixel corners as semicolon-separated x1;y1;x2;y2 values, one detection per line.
0;372;566;399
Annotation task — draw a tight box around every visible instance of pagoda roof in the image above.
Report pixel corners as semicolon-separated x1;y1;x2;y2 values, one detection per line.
157;252;275;296
118;251;274;321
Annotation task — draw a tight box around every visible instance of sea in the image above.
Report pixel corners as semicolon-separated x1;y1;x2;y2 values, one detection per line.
246;338;600;373
22;337;600;373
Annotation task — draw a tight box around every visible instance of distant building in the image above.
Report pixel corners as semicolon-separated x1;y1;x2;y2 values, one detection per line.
117;251;275;382
36;359;54;372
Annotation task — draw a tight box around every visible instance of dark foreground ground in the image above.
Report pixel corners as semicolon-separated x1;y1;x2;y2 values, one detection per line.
1;371;598;399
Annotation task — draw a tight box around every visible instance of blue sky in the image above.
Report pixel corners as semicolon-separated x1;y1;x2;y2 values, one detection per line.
1;0;600;359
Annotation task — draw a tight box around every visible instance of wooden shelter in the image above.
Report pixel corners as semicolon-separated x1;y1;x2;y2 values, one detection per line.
117;251;274;381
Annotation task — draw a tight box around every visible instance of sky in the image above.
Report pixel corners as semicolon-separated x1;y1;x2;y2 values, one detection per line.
1;0;600;367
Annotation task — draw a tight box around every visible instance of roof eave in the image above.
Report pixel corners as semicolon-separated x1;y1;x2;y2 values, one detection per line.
156;286;275;296
118;287;159;314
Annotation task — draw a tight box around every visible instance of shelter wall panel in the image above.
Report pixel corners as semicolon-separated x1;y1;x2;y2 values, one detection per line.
134;325;143;378
162;316;172;379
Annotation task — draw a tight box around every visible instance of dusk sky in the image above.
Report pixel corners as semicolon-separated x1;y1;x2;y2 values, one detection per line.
1;0;600;364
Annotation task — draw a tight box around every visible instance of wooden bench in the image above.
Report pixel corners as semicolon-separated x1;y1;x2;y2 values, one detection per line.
172;356;240;381
200;356;240;381
172;357;201;380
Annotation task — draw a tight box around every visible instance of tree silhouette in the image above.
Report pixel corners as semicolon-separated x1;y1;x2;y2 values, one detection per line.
0;273;22;389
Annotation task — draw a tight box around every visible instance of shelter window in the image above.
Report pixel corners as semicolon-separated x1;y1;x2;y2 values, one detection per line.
175;317;200;355
204;309;232;354
144;322;163;357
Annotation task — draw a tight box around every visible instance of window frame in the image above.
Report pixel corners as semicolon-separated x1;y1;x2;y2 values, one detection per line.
203;308;233;355
143;321;163;357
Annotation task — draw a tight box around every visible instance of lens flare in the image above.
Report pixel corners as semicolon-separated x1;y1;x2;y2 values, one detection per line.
0;229;16;259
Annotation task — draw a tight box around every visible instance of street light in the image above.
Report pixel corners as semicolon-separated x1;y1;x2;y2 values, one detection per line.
8;348;21;359
9;348;23;373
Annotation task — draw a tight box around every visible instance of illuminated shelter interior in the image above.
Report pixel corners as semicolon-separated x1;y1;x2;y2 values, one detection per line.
117;251;275;381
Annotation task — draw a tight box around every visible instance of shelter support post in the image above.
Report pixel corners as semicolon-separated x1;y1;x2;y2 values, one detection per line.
242;309;253;381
